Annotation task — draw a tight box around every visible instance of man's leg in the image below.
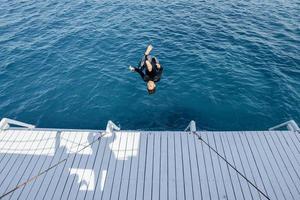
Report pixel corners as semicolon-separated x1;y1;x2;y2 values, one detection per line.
144;44;153;56
139;45;153;68
145;60;153;72
139;55;152;69
138;55;146;69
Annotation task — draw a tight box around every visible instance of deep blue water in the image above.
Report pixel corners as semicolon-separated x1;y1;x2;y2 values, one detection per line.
0;0;299;131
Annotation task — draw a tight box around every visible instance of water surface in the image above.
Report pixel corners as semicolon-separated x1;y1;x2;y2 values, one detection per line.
0;0;299;130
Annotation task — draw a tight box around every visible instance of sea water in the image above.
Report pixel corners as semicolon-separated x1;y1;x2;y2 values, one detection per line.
0;0;299;130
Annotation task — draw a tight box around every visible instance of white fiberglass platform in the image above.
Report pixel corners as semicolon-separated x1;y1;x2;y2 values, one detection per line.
0;122;299;200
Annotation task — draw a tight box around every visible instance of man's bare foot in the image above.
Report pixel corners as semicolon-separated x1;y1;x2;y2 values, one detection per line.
145;44;153;55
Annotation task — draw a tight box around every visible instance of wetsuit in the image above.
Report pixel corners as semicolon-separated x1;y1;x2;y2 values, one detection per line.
134;55;163;82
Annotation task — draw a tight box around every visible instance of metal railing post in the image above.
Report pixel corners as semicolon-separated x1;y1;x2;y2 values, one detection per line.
0;118;35;130
269;120;299;132
184;120;196;133
105;120;120;134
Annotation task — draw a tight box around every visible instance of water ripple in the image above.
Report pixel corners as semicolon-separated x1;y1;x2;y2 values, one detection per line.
0;0;299;130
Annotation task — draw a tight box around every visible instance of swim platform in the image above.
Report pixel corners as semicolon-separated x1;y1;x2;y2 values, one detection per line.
0;118;299;200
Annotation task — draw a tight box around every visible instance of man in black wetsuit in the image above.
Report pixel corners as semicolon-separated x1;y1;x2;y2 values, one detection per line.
129;45;163;94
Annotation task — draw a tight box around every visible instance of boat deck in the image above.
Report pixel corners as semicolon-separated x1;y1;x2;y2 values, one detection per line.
0;127;300;200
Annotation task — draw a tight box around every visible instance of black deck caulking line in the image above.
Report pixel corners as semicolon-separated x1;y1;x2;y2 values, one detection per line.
158;133;162;199
133;132;143;200
179;131;187;200
166;133;169;200
231;132;254;200
194;132;271;200
116;131;130;200
158;133;162;200
248;132;280;200
179;133;187;200
150;133;156;200
0;130;28;175
218;132;238;200
106;131;125;200
20;131;66;200
99;131;119;200
0;130;19;164
205;132;221;200
274;132;300;176
193;133;203;200
173;132;178;200
0;130;21;165
264;131;300;195
253;131;287;200
52;133;85;200
82;132;107;200
10;131;58;200
125;132;137;200
186;132;195;200
282;132;300;157
0;132;103;200
259;131;295;200
271;132;300;193
5;131;52;199
27;131;76;200
89;132;111;200
242;132;269;196
200;132;212;200
212;133;229;200
73;133;101;200
292;131;300;144
237;133;262;200
0;130;43;192
142;133;149;200
224;132;246;200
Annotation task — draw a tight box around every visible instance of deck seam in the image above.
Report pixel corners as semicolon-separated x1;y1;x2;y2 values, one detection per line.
142;133;149;200
0;130;25;175
237;132;262;200
212;133;228;200
260;131;295;199
83;132;108;200
231;132;254;200
204;132;220;199
124;132;136;200
55;134;85;200
248;131;280;200
28;131;77;200
265;131;300;195
10;131;57;200
106;131;125;200
223;132;246;200
0;131;43;194
186;133;195;200
218;132;238;200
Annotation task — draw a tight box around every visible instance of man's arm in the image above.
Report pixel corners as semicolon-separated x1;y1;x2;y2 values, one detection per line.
152;57;162;70
133;67;145;80
157;65;163;73
153;66;163;82
156;63;161;70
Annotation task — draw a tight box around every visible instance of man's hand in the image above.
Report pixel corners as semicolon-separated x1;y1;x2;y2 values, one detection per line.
129;65;135;72
156;63;161;69
145;44;153;55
